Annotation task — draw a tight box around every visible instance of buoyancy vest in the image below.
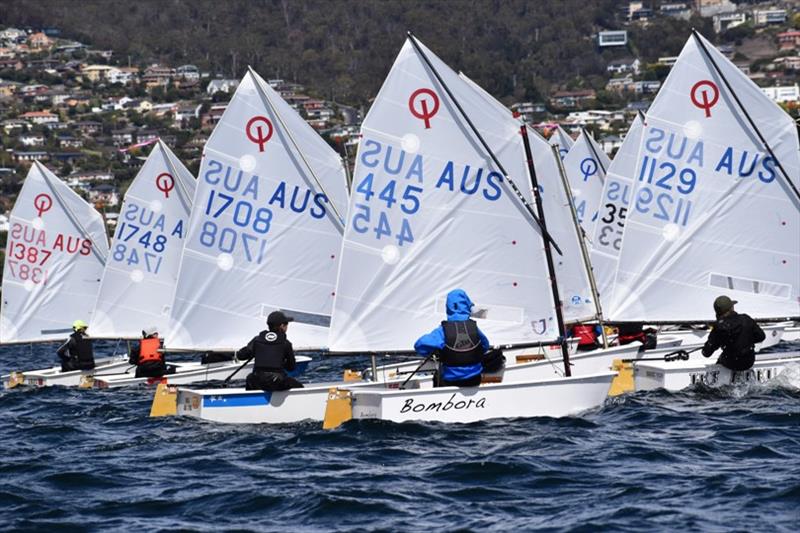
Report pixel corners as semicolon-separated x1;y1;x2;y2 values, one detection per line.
253;330;288;372
138;337;163;364
573;325;598;347
617;323;646;345
71;332;95;369
440;320;484;367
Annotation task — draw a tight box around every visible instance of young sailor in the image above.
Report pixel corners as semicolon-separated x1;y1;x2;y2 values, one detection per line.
240;311;304;391
414;289;490;387
56;320;95;372
702;296;766;372
129;327;175;378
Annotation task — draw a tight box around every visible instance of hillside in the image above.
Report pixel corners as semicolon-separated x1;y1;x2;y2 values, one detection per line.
0;0;711;105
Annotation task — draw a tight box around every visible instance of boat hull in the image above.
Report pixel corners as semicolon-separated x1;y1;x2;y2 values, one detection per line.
347;372;615;423
2;355;130;388
634;352;800;391
176;377;426;424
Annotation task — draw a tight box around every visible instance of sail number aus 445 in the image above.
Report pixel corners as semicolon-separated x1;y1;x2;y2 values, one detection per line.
352;173;419;246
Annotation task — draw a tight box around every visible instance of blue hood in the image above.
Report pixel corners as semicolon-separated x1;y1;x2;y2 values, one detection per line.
446;289;474;321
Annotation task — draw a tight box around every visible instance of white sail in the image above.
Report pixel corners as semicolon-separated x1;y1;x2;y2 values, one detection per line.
1;162;109;343
91;141;196;338
548;125;574;160
457;73;597;323
590;114;645;304
608;32;800;322
167;69;348;350
563;129;611;233
328;37;559;352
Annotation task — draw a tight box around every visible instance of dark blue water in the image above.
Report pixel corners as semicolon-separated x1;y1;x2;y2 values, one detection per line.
2;341;799;532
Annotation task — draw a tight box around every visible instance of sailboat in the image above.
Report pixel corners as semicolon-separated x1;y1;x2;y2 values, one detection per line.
1;162;125;387
597;32;800;391
156;35;615;425
562;128;611;234
321;34;615;425
95;68;346;388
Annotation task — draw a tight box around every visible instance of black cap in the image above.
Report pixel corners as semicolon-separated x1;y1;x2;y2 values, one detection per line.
267;311;294;326
713;295;737;315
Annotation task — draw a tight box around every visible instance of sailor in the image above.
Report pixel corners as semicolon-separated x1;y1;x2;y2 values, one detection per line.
56;320;95;372
702;295;765;372
240;311;304;391
414;289;490;387
129;326;175;378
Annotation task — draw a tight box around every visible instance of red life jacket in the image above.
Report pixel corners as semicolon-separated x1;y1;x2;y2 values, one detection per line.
573;325;598;347
617;331;647;345
139;337;163;364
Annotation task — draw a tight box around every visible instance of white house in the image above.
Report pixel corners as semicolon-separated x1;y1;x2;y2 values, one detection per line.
761;84;800;103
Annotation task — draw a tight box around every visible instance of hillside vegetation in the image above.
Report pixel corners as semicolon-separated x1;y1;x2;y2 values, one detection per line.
0;0;711;104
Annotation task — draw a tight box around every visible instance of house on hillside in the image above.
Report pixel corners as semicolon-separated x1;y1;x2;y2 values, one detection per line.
606;58;640;75
13;150;48;163
27;32;53;51
778;31;800;51
761;84;800;103
142;65;174;89
753;8;786;26
549;90;596;109
20;110;59;125
206;79;238;95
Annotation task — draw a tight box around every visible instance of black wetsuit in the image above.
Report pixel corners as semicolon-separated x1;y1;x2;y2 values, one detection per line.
239;330;303;391
702;312;766;372
56;331;95;372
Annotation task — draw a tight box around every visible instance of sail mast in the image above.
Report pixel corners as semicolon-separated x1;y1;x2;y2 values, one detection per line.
518;124;572;376
552;143;609;348
406;32;563;256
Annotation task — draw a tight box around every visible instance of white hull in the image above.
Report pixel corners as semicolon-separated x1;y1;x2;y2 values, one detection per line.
634;352;800;391
2;355;130;388
93;356;312;389
176;377;429;424
346;372;615;423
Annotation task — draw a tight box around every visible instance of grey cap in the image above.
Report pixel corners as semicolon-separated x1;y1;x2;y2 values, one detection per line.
142;326;159;337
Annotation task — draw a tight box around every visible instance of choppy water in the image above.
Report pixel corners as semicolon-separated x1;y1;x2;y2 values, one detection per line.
1;340;799;532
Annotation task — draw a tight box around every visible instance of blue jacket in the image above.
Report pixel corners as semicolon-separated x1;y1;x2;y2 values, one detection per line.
414;289;490;381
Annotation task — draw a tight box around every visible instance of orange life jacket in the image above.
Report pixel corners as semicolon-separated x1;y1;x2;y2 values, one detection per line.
139;337;163;364
573;325;598;347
